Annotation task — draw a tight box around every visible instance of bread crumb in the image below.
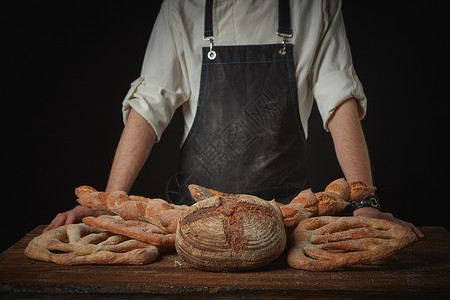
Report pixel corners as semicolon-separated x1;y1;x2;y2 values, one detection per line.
174;260;183;267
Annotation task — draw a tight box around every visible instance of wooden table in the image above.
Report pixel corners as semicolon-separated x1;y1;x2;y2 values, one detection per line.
0;226;449;299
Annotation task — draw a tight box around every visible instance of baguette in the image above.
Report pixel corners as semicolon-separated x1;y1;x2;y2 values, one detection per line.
75;186;185;233
83;215;175;250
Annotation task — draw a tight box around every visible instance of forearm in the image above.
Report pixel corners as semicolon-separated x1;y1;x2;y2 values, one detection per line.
327;99;424;238
327;98;373;186
106;108;156;193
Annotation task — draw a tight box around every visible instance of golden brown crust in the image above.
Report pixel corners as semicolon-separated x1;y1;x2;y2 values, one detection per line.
289;181;350;217
287;216;416;271
324;178;350;201
175;195;286;272
75;186;183;233
76;191;109;211
156;209;185;234
74;185;98;198
82;215;175;249
187;184;230;202
348;181;377;201
291;188;318;215
279;203;312;228
314;191;349;216
24;224;159;265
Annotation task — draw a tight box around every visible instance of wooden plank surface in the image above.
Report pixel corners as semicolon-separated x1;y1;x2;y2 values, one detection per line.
0;225;449;299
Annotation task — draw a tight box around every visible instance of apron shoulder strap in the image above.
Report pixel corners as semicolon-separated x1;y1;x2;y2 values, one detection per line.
204;0;214;40
277;0;292;37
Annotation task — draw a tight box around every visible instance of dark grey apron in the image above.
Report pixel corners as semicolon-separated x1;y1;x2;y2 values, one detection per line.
167;0;307;205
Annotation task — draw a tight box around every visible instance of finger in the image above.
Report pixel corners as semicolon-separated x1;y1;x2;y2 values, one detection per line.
42;224;52;232
43;215;60;232
400;221;419;241
43;213;67;232
383;212;394;220
49;214;66;230
384;213;424;240
64;213;78;225
407;223;424;240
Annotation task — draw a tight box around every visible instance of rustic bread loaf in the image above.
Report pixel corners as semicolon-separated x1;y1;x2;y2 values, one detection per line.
24;224;159;265
348;181;377;201
75;186;187;233
83;215;175;250
290;178;350;217
175;194;286;271
287;216;416;271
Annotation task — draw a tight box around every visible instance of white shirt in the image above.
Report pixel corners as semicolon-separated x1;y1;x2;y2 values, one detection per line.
122;0;366;143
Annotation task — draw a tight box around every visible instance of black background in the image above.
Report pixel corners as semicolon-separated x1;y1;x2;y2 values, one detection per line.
3;1;448;252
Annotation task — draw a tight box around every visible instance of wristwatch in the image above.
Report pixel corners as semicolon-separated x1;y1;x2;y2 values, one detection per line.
350;194;380;211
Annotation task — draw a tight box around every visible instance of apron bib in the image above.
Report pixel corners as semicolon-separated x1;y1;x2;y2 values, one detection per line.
169;0;307;204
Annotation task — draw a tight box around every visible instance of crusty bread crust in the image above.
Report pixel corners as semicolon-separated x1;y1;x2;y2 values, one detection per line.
83;215;175;250
75;186;187;233
24;224;159;265
287;216;416;271
28;179;415;270
176;195;286;271
348;181;377;201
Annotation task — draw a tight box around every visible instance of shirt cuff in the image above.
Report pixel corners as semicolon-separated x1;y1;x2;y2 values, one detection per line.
122;77;178;142
312;65;367;131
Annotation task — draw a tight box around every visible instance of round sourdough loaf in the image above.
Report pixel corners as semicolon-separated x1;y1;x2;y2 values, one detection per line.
175;195;286;271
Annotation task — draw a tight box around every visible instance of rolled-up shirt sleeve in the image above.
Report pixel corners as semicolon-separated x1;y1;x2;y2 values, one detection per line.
122;0;190;142
309;0;367;131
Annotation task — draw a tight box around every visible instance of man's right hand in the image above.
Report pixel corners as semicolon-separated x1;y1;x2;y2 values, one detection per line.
43;205;112;232
43;109;156;233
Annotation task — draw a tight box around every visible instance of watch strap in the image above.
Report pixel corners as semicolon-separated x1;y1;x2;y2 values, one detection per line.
350;194;380;211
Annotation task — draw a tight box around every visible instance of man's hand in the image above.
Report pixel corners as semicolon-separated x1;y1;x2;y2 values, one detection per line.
43;205;113;232
353;206;424;240
43;109;156;233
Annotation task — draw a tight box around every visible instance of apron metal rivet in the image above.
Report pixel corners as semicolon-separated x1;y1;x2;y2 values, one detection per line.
204;37;217;60
208;50;216;60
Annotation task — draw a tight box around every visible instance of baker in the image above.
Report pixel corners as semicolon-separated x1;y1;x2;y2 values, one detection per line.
45;0;423;238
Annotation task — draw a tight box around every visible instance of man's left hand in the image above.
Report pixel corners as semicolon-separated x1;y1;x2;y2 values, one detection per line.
353;207;424;240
